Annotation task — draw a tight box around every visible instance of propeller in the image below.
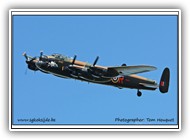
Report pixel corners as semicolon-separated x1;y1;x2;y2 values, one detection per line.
25;66;28;75
23;52;36;62
71;55;77;65
22;52;28;61
22;51;39;71
93;56;99;66
68;55;83;78
87;56;103;78
39;50;43;61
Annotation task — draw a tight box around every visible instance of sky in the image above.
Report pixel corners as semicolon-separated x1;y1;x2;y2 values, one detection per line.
12;14;178;125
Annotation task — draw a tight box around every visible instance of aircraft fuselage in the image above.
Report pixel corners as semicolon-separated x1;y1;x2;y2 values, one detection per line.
35;60;157;91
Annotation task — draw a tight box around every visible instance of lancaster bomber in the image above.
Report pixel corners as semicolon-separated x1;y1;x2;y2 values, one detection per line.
23;51;170;97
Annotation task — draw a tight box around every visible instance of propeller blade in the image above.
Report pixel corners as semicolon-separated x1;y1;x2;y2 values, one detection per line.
71;55;77;65
40;51;43;57
40;51;43;60
25;67;28;75
22;52;28;60
93;56;99;66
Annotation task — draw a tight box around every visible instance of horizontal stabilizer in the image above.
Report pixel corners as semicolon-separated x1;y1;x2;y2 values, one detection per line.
139;83;158;89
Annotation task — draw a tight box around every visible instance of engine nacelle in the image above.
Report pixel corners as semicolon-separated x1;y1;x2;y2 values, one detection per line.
66;65;82;78
26;60;38;71
28;64;38;71
88;67;107;78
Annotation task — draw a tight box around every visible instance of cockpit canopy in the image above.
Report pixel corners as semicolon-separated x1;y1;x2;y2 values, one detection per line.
51;53;70;61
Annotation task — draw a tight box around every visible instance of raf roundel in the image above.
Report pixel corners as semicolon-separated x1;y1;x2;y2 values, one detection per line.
111;77;119;83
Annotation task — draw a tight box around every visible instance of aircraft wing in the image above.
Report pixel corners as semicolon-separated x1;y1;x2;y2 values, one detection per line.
108;65;157;76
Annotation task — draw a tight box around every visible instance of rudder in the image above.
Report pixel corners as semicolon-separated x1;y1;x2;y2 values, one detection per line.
159;67;170;93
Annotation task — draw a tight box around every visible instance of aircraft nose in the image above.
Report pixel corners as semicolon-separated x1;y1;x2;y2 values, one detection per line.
26;59;38;71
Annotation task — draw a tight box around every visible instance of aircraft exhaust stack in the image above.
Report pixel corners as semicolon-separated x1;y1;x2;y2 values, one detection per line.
159;67;170;93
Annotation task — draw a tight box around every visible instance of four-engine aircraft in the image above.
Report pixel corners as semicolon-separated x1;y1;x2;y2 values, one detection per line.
23;51;170;97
